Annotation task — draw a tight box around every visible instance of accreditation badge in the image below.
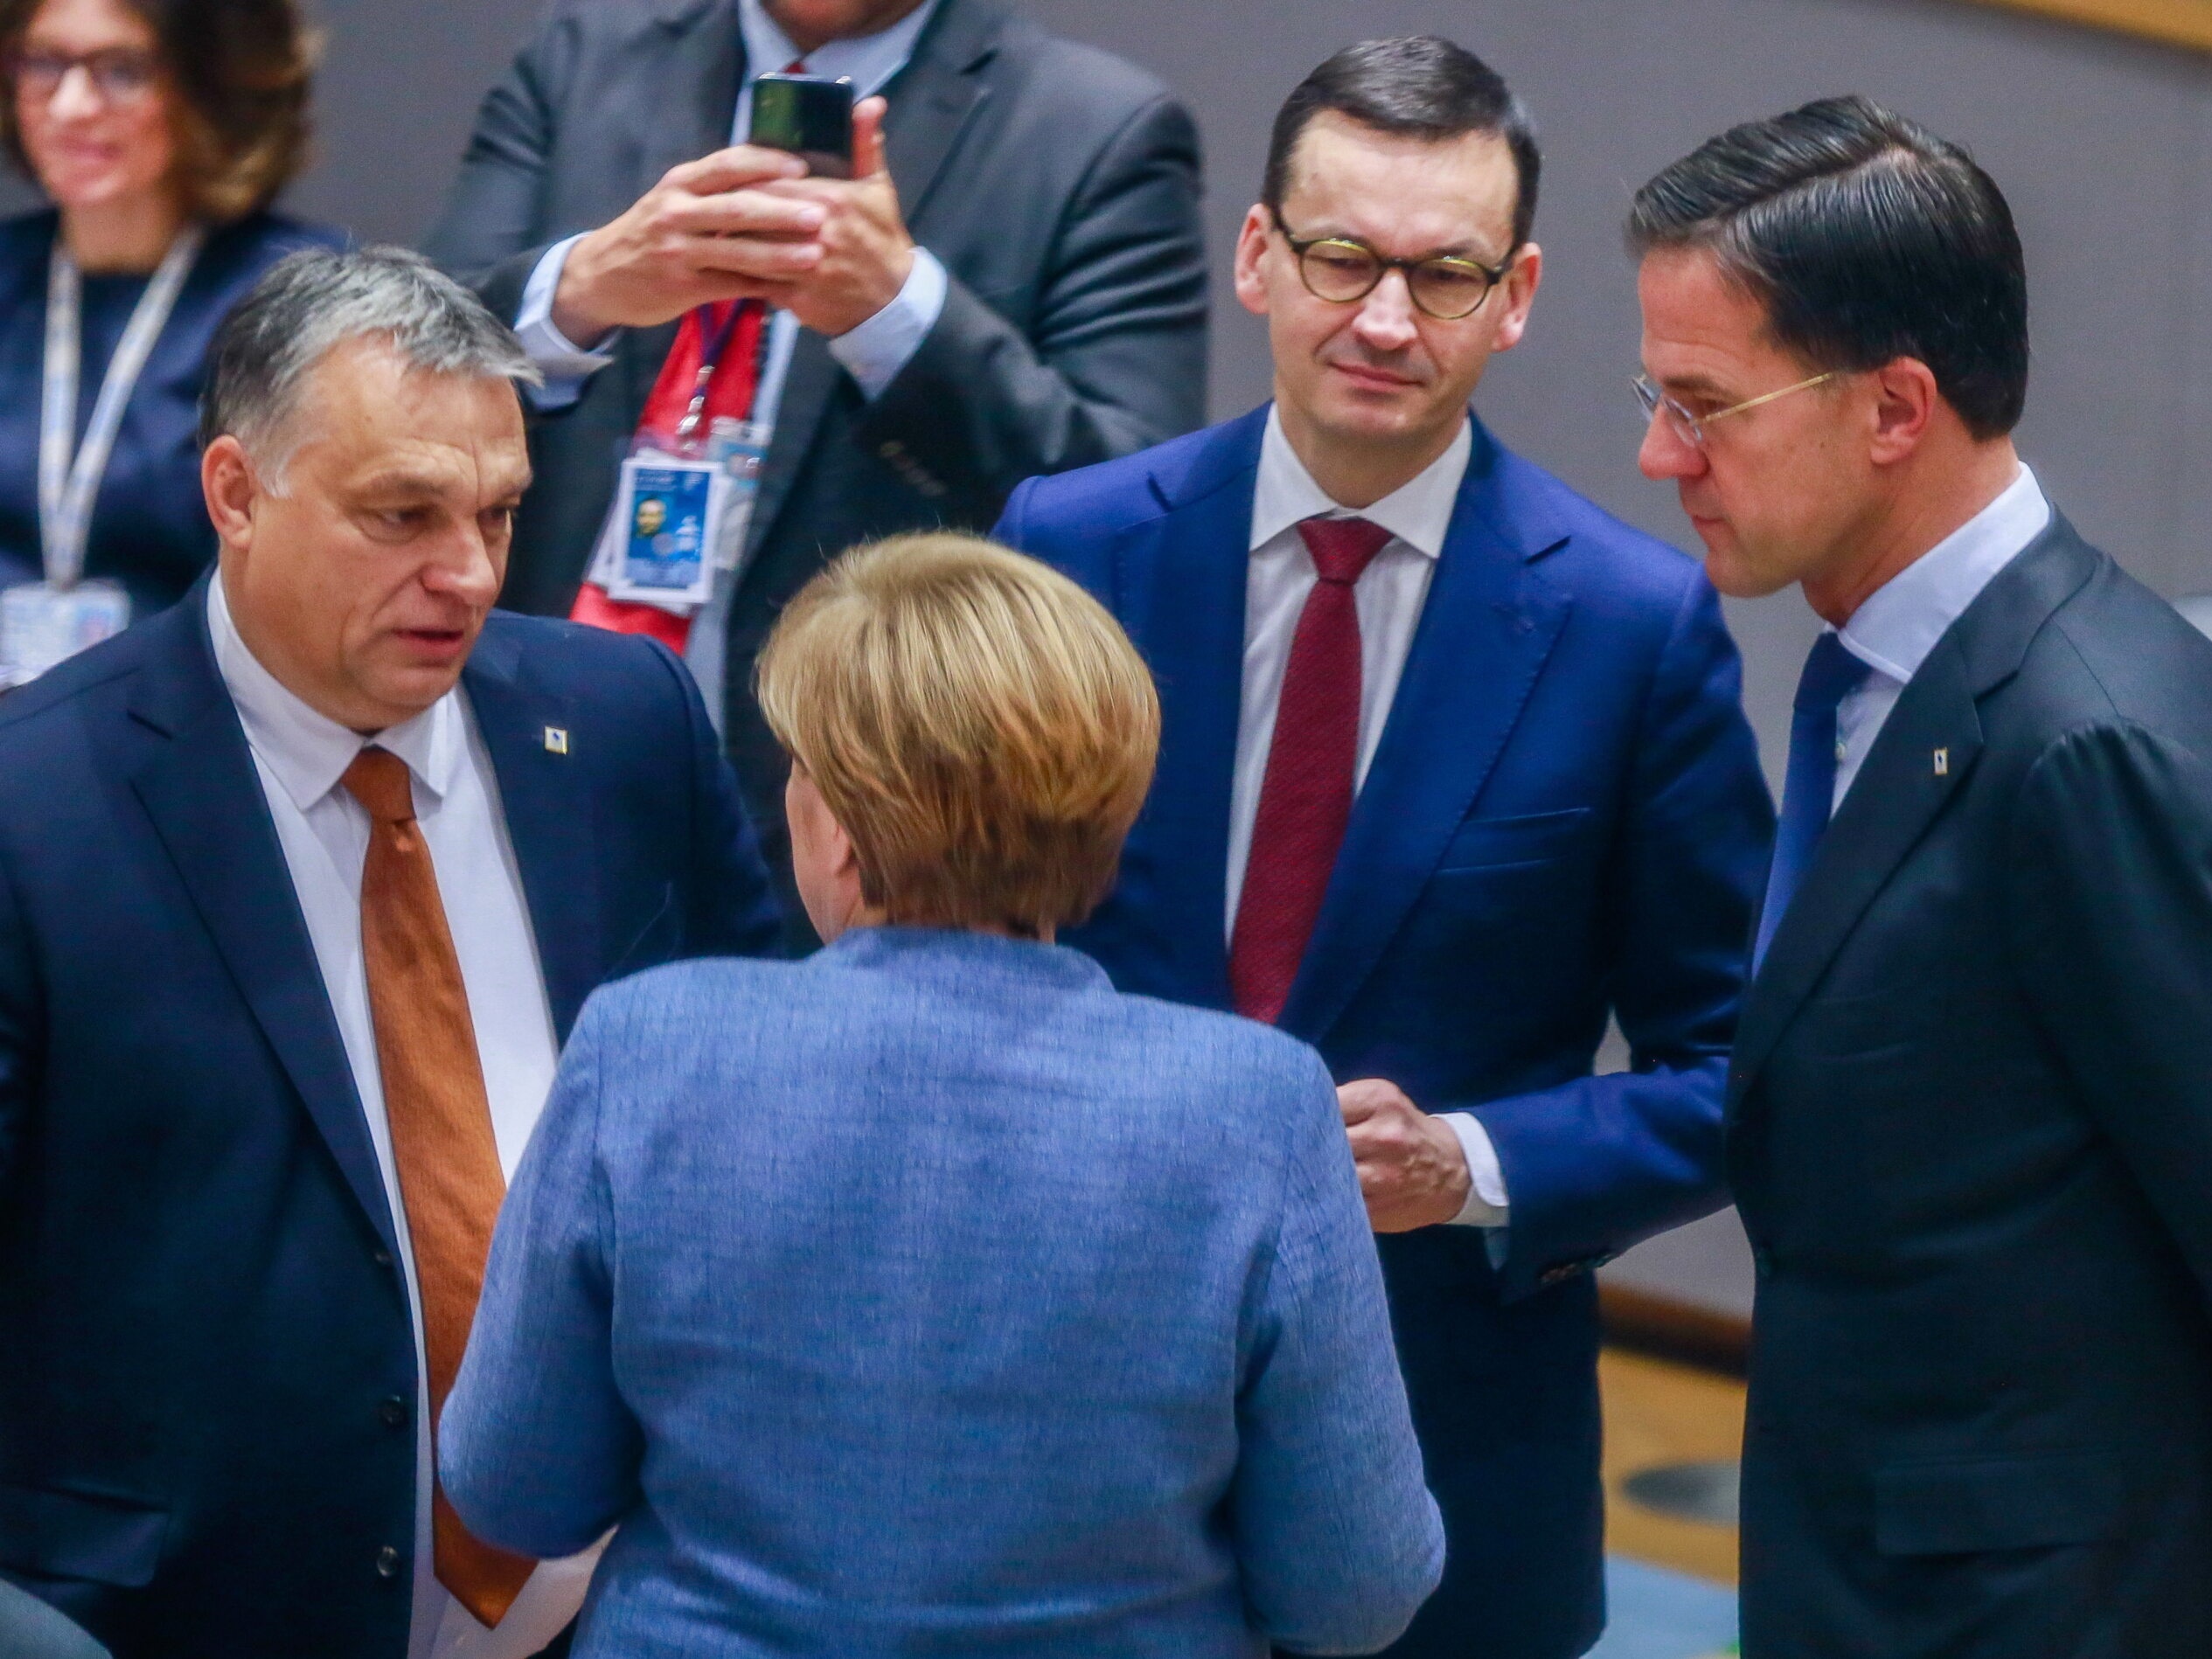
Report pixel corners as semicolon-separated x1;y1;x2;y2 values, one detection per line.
605;454;727;608
704;417;771;577
0;578;129;689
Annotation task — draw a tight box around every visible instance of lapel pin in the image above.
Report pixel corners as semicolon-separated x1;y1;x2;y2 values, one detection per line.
544;726;570;756
1932;747;1949;776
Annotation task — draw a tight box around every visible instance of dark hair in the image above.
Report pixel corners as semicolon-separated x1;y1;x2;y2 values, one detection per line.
1263;36;1541;253
0;0;316;221
1626;95;2028;439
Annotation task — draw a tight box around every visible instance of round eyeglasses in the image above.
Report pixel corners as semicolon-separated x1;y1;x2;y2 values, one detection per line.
1271;209;1512;322
10;46;162;106
1631;370;1840;449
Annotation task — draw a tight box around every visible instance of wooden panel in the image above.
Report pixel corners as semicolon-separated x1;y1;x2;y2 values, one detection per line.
1601;1349;1747;1586
1963;0;2212;51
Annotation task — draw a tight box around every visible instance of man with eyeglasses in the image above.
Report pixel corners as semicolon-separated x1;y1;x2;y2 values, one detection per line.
995;37;1772;1659
1633;98;2212;1659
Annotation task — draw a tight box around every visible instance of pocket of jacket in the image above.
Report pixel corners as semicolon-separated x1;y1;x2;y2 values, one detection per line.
1874;1451;2129;1557
1432;808;1592;874
0;1482;168;1586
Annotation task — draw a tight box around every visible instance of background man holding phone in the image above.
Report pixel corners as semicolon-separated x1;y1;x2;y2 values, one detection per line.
426;0;1209;925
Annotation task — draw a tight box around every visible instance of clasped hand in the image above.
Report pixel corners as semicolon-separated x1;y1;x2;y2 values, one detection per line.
553;95;914;345
1339;1079;1473;1233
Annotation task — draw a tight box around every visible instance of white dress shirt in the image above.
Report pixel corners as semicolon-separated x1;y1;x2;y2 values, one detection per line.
207;580;591;1659
513;0;948;410
1830;462;2051;814
1234;409;1507;1228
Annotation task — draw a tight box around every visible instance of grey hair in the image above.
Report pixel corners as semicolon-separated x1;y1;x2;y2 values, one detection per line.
199;245;543;484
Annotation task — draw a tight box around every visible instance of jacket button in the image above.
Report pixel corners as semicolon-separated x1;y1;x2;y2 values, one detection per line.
1751;1246;1774;1278
378;1396;408;1429
375;1544;401;1580
371;1247;394;1269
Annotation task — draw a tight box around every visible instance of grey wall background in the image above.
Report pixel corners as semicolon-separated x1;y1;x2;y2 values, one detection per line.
21;0;2203;1314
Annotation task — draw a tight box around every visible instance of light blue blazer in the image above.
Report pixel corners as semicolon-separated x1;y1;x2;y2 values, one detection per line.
444;927;1443;1658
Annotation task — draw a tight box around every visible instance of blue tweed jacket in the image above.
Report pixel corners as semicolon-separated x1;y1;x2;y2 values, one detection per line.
444;927;1443;1658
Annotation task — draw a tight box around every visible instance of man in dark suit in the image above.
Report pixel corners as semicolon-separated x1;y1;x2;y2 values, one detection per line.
0;249;781;1659
422;0;1208;904
997;40;1774;1659
1633;97;2212;1657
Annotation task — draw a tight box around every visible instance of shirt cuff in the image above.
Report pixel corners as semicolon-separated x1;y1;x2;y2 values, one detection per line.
516;235;619;409
824;246;947;400
1441;1112;1511;1229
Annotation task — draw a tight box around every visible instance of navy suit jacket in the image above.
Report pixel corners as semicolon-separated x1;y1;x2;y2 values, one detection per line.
996;408;1774;1659
0;585;781;1659
1730;519;2212;1658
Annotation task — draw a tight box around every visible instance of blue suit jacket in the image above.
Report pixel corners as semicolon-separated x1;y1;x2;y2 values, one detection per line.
996;409;1774;1659
0;586;782;1659
445;927;1443;1659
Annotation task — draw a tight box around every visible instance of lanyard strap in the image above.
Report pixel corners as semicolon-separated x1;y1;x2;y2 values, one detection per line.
39;224;207;589
671;300;773;442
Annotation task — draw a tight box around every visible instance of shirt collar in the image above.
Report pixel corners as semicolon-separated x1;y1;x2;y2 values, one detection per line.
1250;404;1471;559
206;576;463;814
737;0;940;93
1836;462;2051;685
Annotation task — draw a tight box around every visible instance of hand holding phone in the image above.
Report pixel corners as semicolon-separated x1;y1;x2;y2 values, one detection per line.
749;92;917;341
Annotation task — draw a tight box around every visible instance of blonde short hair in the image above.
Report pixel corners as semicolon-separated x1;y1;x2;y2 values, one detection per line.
756;533;1160;937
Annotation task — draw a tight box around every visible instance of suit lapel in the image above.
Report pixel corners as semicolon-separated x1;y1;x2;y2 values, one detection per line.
1727;517;2102;1114
1111;413;1265;1007
1727;644;1982;1111
461;628;602;1044
643;0;745;185
1279;423;1572;1043
127;600;400;1259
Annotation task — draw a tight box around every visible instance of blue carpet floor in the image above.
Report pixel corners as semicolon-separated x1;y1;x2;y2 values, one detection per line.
1587;1557;1738;1659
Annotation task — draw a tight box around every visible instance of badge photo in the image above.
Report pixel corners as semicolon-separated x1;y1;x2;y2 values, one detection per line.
607;455;727;608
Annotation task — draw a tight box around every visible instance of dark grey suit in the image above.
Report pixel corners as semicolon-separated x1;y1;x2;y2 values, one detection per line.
423;0;1208;889
1731;517;2212;1658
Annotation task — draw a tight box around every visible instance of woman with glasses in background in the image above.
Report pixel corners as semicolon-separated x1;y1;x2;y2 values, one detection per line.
0;0;337;687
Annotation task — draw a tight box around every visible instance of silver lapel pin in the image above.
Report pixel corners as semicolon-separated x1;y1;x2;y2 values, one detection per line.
1932;746;1949;776
544;726;570;756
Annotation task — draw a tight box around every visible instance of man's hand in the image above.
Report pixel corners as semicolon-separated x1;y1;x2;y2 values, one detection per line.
552;146;825;343
758;97;915;339
1339;1079;1471;1233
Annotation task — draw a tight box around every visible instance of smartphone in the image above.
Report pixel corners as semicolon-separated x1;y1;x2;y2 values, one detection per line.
748;73;856;179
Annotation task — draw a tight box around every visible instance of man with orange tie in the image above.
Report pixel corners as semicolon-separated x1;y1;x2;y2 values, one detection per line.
996;40;1773;1659
0;248;781;1659
424;0;1208;929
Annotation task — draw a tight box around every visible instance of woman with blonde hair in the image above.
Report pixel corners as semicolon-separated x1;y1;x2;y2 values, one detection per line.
445;533;1443;1658
0;0;337;684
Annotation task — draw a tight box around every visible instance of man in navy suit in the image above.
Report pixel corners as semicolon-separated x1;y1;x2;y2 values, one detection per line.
997;38;1773;1659
0;249;780;1659
1633;99;2212;1657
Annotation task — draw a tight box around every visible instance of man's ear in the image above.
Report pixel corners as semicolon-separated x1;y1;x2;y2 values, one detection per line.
1867;357;1940;465
1232;204;1275;319
1487;242;1543;355
202;436;260;552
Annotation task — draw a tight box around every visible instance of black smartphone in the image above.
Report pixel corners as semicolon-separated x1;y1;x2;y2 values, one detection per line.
748;73;856;179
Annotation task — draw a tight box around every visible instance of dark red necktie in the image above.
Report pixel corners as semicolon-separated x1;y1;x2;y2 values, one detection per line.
1229;515;1394;1024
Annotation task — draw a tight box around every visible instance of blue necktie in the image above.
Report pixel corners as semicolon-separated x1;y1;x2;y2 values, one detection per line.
1754;632;1873;969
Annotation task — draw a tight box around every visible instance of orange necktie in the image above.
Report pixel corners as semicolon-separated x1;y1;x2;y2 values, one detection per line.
342;748;534;1627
